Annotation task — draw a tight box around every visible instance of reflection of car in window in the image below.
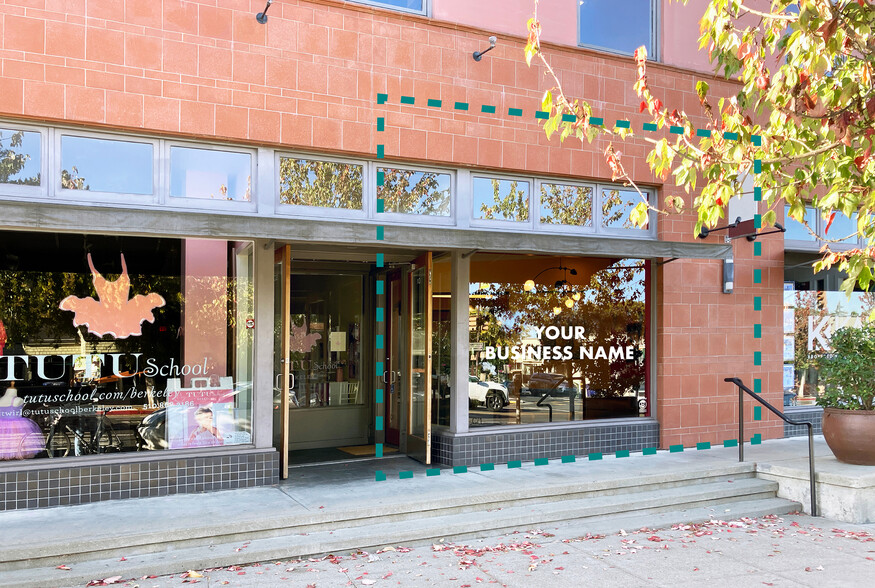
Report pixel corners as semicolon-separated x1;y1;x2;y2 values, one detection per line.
468;376;508;412
525;372;575;397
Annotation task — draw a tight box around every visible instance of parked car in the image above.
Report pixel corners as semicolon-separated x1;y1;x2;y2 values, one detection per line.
525;372;575;397
469;376;509;411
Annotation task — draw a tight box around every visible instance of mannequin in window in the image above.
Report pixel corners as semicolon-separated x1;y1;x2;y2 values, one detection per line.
0;382;45;460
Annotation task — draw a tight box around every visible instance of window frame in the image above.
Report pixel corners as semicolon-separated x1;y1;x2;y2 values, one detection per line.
0;121;47;199
534;178;597;234
371;161;455;226
469;173;535;232
54;129;158;204
784;203;863;252
577;0;658;59
274;151;368;220
164;141;257;212
345;0;429;16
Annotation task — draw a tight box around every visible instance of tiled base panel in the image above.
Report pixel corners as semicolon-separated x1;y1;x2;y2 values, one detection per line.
432;420;660;467
0;450;279;511
783;407;823;438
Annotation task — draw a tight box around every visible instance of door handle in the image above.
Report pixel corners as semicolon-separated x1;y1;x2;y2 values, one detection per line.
391;371;398;383
289;374;295;390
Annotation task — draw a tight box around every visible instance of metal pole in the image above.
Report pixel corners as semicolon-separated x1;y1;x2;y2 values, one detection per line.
808;424;818;516
738;384;744;462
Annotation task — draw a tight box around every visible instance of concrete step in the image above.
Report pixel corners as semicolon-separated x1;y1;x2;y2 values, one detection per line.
0;478;796;586
9;495;800;588
0;461;758;571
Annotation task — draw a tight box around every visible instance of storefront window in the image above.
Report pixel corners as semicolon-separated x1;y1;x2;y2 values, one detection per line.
60;136;153;194
170;146;252;201
473;177;530;222
468;253;647;428
540;183;593;226
602;188;648;230
784;205;817;241
279;158;363;210
0;128;40;187
0;232;254;461
378;167;451;216
432;257;451;427
783;286;875;405
286;274;363;409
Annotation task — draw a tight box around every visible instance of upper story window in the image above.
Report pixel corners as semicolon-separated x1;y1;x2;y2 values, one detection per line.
784;204;818;242
540;182;593;227
60;135;153;194
601;187;648;231
348;0;426;15
279;157;363;211
0;128;41;187
578;0;654;56
378;166;451;216
170;146;252;202
473;177;530;223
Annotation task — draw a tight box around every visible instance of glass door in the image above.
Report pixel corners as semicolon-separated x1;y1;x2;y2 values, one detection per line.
384;269;402;447
406;252;432;464
273;245;291;479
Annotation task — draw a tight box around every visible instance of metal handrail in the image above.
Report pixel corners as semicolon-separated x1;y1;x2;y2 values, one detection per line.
724;377;818;517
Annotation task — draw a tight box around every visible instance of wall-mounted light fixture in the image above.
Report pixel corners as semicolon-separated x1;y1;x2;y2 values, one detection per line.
473;36;497;61
256;0;273;24
697;217;741;239
743;223;786;242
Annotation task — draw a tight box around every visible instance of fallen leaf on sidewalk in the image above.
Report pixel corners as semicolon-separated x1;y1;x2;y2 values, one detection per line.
56;565;71;570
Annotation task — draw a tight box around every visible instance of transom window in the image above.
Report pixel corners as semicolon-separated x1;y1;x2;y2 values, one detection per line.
60;135;153;194
170;146;252;201
279;157;363;210
378;167;451;216
0;128;41;187
473;177;530;223
348;0;425;15
579;0;654;56
540;183;593;227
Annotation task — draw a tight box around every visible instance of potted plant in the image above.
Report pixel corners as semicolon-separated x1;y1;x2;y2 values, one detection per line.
815;324;875;465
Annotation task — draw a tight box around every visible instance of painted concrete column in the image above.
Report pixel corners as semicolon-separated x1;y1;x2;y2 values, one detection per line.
450;250;470;434
252;239;275;449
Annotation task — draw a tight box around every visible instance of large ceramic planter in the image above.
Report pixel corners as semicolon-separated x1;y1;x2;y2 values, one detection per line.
822;408;875;466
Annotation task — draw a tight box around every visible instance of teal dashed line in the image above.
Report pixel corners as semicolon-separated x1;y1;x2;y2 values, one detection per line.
754;214;762;229
754;186;762;201
376;334;384;349
376;443;383;458
377;93;388;104
480;463;495;471
508;107;523;117
753;269;762;284
669;444;684;453
376;226;384;240
754;379;762;394
754;406;762;421
669;125;684;134
752;134;762;146
400;96;414;105
616;120;630;129
375;416;384;431
377;145;384;159
723;439;738;448
615;450;630;458
427;98;442;108
754;159;762;173
399;471;413;479
696;128;711;137
453;466;468;474
377;170;385;185
561;455;575;463
588;453;602;461
561;113;576;122
376;280;384;295
751;434;762;445
375;470;386;481
454;102;469;111
724;131;739;141
643;447;657;455
696;442;711;450
754;242;762;256
535;110;549;119
508;460;522;469
754;296;762;311
535;458;549;466
376;254;384;268
376;360;384;373
426;468;441;476
481;104;496;114
377;199;385;213
754;351;762;366
377;117;385;132
754;324;761;338
643;123;657;132
376;307;384;322
589;117;603;126
376;388;384;403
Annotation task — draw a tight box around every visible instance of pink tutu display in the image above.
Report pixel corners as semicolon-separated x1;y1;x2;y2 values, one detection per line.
0;405;45;460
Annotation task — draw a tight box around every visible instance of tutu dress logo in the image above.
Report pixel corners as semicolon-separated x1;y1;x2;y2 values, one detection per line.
59;254;165;339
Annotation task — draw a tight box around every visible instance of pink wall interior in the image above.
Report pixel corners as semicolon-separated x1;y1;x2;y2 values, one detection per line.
434;0;578;47
183;239;228;387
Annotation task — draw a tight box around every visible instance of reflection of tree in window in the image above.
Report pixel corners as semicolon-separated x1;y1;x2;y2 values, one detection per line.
61;166;90;190
378;168;450;216
540;184;592;225
0;131;40;186
480;179;528;222
279;159;363;209
602;189;632;227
